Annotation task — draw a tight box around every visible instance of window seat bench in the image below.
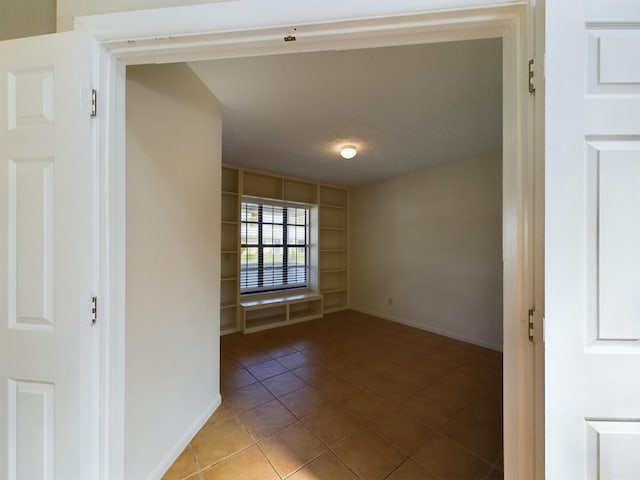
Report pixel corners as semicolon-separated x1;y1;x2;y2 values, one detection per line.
240;292;323;334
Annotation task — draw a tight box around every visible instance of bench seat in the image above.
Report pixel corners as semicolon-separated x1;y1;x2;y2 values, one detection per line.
240;292;323;333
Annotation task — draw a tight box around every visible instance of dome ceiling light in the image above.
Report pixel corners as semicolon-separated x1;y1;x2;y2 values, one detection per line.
340;145;357;159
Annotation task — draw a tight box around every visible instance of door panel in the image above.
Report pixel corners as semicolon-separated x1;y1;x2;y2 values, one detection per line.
586;420;640;479
590;146;640;341
546;1;640;478
0;32;97;480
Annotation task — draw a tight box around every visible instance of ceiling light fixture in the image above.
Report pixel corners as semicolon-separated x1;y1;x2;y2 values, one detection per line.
340;145;357;159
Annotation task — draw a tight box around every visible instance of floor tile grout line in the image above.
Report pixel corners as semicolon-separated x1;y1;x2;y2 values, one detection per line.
235;400;297;444
382;458;412;480
280;448;329;480
186;443;204;480
426;426;500;469
253;441;283;479
195;415;258;475
247;408;330;479
258;377;308;399
327;425;409;480
489;454;504;474
197;442;257;477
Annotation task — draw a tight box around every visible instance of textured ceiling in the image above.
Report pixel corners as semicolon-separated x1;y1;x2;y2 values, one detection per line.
188;38;501;187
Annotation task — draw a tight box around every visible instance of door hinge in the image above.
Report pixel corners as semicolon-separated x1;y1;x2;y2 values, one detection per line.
90;89;97;117
91;296;97;325
528;309;544;342
528;59;536;94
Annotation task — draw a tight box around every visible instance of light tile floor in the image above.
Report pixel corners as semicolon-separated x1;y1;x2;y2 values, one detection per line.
163;310;503;480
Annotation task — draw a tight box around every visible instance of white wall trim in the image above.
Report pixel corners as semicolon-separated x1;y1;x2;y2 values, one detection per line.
75;0;525;44
97;48;127;480
85;2;534;479
351;307;504;352
147;394;221;480
77;3;526;65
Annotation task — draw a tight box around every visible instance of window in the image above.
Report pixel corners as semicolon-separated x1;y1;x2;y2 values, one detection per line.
240;201;309;293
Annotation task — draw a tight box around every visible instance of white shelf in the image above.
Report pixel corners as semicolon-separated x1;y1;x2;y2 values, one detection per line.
321;288;347;294
319;203;345;209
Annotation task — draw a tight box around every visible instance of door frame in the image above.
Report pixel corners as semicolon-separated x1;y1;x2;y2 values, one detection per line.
79;1;537;478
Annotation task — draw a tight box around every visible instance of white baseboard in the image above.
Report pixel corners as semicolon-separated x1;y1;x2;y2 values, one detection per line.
147;393;222;480
351;307;503;352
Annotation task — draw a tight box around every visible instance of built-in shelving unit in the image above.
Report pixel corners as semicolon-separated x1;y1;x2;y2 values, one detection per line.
241;293;323;334
219;165;348;334
220;166;240;334
318;185;349;313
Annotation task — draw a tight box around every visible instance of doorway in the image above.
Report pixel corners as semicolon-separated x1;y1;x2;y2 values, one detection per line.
90;3;537;478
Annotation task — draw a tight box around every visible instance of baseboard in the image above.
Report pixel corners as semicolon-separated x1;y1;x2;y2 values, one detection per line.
351;307;503;352
147;393;222;480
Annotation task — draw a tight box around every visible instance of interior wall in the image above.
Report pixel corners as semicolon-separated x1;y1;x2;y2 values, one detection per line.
0;0;55;40
57;0;226;31
350;153;503;350
126;63;222;479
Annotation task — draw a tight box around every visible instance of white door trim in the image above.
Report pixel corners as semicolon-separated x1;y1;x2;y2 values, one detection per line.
79;2;535;478
95;47;127;479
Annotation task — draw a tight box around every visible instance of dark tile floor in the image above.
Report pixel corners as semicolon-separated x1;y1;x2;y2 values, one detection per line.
163;310;503;480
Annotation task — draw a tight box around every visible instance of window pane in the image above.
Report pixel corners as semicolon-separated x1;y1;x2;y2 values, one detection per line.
288;207;305;225
263;223;273;245
242;203;259;222
287;247;306;265
243;223;258;244
272;225;284;245
287;225;306;245
262;205;271;223
240;247;259;290
272;207;283;225
246;247;259;264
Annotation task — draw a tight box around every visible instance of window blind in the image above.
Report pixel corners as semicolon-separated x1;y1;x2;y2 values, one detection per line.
240;201;309;293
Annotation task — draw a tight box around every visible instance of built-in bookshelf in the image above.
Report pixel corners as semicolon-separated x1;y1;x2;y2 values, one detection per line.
240;292;323;334
219;165;348;334
318;185;349;313
220;166;240;334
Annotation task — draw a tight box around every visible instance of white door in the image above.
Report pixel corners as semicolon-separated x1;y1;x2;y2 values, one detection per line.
546;1;640;478
0;32;98;480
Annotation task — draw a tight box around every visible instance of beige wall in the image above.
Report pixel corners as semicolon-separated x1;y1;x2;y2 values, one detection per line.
350;154;503;350
0;0;55;40
126;63;222;478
